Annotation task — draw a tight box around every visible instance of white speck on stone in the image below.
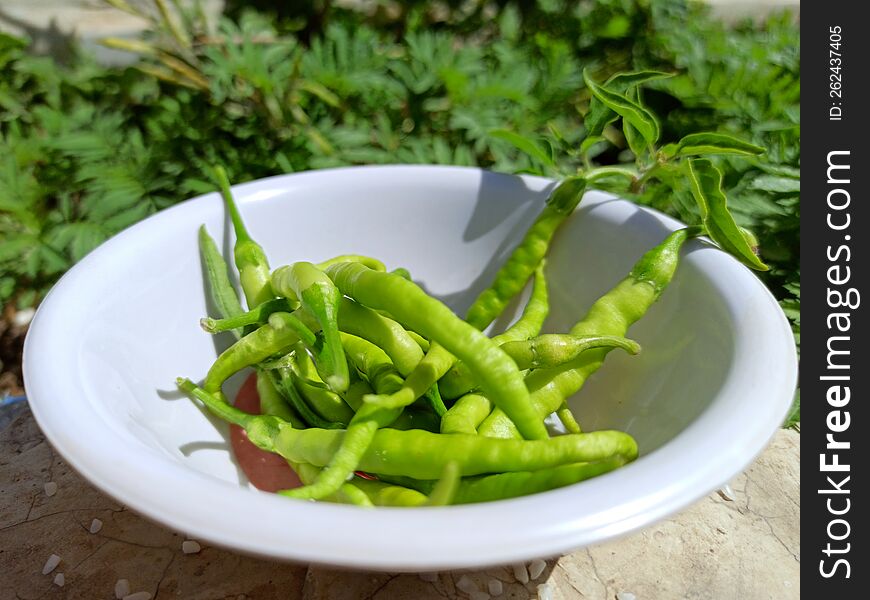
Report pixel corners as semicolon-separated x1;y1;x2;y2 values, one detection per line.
114;578;131;599
13;307;36;327
418;572;438;583
512;563;529;584
536;583;553;600
53;573;65;587
123;592;152;600
469;592;491;600
617;592;637;600
529;558;547;580
182;540;201;554
89;518;103;534
41;554;61;575
718;484;736;502
487;578;504;596
44;482;57;497
456;574;478;594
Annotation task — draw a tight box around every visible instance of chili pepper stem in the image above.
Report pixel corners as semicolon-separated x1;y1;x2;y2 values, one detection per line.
176;377;280;451
212;165;254;245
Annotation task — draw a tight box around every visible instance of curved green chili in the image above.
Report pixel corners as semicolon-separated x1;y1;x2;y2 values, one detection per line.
500;334;640;370
288;462;374;507
203;313;307;393
178;378;637;480
198;225;245;339
381;456;627;505
556;402;582;434
478;227;699;438
272;262;349;393
440;260;550;399
256;369;304;428
315;254;386;272
440;393;493;434
286;348;354;425
347;477;428;507
200;298;296;335
324;262;547;441
442;334;638;400
464;176;586;330
213;165;274;308
424;461;460;506
268;368;346;429
337;297;423;376
281;334;405;500
406;330;430;353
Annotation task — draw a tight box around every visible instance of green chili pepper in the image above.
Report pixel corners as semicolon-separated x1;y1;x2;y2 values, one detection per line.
495;259;550;342
177;378;637;480
422;382;447;418
324;262;547;441
390;267;412;281
463;176;586;330
406;330;430;353
344;378;438;431
423;461;460;506
256;370;305;428
272;262;349;393
280;334;406;500
288;462;374;506
200;298;295;334
442;334;638;400
340;333;405;396
440;260;550;399
347;477;428;507
555;402;582;434
268;368;346;429
203;313;309;393
389;406;441;432
500;334;640;370
337;297;423;376
213;166;274;308
286;348;354;425
478;227;699;438
369;343;455;414
198;225;245;339
440;393;493;434
380;456;627;504
315;255;386;272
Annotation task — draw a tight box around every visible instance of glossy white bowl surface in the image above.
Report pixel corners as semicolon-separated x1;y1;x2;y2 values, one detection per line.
24;166;797;570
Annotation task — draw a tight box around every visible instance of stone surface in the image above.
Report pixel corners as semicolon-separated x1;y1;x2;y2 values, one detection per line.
1;405;799;599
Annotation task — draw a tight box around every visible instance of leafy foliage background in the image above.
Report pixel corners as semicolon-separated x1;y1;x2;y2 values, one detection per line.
0;0;799;419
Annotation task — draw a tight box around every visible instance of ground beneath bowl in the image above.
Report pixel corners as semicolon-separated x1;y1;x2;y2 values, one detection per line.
2;405;799;599
0;313;26;399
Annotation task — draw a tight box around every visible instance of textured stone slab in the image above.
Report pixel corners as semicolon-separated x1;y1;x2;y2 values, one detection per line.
1;405;798;599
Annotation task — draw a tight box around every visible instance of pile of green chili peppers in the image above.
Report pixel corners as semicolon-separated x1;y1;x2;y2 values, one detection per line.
177;167;702;507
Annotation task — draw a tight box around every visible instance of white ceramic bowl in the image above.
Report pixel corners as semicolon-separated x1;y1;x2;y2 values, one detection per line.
24;166;796;571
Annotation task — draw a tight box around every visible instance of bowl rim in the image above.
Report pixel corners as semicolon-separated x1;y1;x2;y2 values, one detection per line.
23;164;798;570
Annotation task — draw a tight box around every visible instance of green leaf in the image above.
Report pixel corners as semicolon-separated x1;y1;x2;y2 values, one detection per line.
686;159;768;271
606;70;674;89
623;121;646;157
298;80;341;107
665;132;765;158
489;129;556;168
751;175;801;194
583;70;659;146
584;70;672;137
579;135;605;156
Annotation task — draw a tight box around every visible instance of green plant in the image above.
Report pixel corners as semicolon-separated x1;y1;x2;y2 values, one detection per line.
0;1;799;425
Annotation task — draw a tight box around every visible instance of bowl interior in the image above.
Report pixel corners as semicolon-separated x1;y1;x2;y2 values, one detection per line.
24;166;794;570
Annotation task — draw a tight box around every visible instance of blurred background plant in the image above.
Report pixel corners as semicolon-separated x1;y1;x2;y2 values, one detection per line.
0;0;799;423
